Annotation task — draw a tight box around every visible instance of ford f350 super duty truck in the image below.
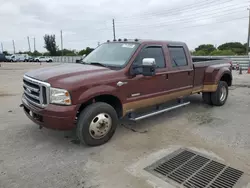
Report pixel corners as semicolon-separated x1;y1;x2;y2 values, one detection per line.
21;39;232;146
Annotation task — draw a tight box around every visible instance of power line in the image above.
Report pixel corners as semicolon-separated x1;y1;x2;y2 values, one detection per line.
94;7;246;31
115;0;236;21
93;1;248;31
119;16;248;36
45;13;246;44
115;7;246;29
115;9;246;31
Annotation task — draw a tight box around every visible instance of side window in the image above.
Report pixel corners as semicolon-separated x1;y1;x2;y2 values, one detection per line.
168;46;188;67
134;46;165;68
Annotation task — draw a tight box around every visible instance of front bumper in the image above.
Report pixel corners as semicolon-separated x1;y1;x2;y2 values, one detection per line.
22;95;78;130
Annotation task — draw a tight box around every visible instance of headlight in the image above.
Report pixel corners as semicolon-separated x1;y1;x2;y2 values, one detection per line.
50;87;71;105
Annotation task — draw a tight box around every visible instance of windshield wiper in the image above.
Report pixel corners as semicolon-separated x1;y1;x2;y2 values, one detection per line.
89;62;107;67
81;61;107;67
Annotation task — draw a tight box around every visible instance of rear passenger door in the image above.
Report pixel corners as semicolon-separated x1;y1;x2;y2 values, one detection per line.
166;45;194;93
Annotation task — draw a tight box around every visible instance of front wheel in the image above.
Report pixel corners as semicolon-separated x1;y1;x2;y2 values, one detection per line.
76;102;118;146
211;81;228;106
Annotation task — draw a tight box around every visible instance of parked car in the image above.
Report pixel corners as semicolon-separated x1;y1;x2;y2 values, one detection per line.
27;57;35;62
10;54;30;62
76;54;86;63
5;55;12;62
34;56;53;62
0;53;7;62
21;39;232;146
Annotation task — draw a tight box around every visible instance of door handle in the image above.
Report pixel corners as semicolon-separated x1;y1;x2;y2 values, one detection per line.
117;81;127;87
165;74;168;80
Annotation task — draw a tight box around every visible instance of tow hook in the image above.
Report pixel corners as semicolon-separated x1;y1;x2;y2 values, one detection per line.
19;104;24;107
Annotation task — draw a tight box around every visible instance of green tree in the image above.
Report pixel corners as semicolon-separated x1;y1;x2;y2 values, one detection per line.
2;51;10;55
78;49;86;55
193;50;208;56
210;50;236;56
43;52;50;56
85;47;94;55
44;34;58;56
32;50;42;56
195;44;216;55
218;42;245;55
78;47;94;56
57;49;77;56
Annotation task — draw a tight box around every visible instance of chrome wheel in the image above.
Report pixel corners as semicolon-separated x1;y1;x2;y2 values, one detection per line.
89;113;112;139
220;86;227;102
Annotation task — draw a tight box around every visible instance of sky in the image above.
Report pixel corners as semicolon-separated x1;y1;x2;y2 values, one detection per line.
0;0;249;53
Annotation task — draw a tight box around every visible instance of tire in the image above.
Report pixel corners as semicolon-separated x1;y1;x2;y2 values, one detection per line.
202;92;212;105
211;81;228;106
36;60;39;62
76;102;118;146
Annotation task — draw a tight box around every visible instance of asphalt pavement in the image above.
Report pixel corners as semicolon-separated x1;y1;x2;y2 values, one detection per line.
0;63;250;188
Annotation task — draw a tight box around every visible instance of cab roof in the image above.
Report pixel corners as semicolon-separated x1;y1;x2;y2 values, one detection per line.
105;39;186;46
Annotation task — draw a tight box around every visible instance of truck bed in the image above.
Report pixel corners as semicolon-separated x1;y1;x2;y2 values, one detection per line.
192;57;231;89
192;56;230;66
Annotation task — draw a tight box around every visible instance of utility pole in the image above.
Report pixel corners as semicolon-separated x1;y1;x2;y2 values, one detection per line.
1;43;3;53
60;30;63;56
112;19;116;41
12;40;16;54
33;37;36;52
27;36;31;52
247;8;250;55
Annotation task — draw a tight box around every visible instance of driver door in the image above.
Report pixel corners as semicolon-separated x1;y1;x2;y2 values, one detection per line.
122;45;168;113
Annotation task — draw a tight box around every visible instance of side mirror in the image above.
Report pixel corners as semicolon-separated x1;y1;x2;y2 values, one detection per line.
141;58;156;76
130;58;156;76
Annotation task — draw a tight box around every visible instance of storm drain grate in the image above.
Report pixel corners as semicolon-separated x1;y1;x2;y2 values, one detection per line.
145;148;244;188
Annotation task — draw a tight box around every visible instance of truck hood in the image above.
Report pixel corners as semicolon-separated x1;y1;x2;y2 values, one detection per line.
25;64;118;89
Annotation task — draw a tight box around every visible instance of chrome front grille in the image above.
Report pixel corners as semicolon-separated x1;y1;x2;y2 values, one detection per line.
23;75;50;108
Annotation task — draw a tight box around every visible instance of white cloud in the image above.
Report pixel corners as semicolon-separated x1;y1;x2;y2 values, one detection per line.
0;0;248;53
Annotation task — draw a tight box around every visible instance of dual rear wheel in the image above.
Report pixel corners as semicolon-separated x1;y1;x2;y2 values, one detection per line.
202;81;228;106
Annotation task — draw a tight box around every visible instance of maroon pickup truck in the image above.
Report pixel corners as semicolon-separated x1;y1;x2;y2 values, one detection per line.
21;39;232;146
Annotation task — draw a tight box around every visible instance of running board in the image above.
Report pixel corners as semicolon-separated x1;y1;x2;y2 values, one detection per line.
129;101;190;121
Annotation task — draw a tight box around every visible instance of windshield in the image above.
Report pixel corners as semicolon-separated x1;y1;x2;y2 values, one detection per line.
83;43;139;67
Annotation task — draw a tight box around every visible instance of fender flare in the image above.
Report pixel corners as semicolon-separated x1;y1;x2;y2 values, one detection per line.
215;68;232;85
203;66;232;92
77;85;122;106
205;66;231;84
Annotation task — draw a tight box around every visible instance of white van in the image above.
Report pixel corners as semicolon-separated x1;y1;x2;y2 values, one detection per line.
10;54;29;62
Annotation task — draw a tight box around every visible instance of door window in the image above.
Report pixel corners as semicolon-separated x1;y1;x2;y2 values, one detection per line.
134;46;165;68
168;46;188;67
